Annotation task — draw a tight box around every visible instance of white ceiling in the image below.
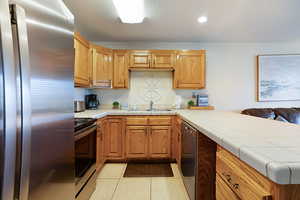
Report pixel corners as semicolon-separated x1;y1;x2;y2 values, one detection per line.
64;0;300;43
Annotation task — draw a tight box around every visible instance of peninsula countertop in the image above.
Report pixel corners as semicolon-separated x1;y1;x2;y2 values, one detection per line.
75;109;300;185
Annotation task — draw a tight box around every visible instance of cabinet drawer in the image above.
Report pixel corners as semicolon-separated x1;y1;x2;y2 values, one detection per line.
216;174;240;200
148;117;171;125
126;117;148;125
217;149;272;200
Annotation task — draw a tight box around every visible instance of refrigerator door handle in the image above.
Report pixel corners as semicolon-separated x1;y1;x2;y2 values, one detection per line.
10;4;31;200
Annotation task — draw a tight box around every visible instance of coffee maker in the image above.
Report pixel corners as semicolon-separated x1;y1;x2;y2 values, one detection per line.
85;94;100;110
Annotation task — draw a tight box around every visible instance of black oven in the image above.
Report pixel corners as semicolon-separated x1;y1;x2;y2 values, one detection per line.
74;118;97;200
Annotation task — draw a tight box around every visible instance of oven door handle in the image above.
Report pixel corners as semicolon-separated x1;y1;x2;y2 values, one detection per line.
75;125;97;141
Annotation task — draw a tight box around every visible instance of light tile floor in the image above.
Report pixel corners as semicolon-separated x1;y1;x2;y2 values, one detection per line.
89;163;190;200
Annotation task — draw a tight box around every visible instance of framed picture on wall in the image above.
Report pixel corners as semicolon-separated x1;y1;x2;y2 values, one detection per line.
257;54;300;102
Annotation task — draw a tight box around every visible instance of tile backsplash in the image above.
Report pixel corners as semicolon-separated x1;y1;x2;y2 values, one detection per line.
92;71;205;109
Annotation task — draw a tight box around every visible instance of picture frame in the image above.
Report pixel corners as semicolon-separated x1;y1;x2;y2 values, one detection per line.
257;54;300;102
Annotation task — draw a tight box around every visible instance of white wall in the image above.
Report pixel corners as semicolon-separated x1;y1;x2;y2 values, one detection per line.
74;88;91;101
91;42;300;111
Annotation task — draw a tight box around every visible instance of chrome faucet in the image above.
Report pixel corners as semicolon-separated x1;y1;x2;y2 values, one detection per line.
149;100;154;111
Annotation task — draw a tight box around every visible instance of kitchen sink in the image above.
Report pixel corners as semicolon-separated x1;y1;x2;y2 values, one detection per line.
147;109;172;112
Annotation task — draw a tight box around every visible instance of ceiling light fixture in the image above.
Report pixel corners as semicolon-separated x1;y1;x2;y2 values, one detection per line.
112;0;145;24
198;16;208;24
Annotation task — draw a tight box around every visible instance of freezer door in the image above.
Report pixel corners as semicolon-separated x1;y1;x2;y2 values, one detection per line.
9;0;75;200
0;0;18;200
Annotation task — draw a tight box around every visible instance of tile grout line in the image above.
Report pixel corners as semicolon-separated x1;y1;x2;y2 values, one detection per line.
109;164;126;200
109;177;121;200
100;163;188;200
150;177;152;200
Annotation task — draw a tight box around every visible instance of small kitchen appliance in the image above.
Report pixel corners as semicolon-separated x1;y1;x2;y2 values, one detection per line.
74;101;86;112
85;94;100;110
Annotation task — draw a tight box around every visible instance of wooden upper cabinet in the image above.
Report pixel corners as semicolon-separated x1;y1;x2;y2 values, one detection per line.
74;32;90;87
149;126;171;158
129;50;176;70
174;50;206;89
113;50;129;89
104;118;124;158
91;45;113;88
129;50;151;68
151;50;176;69
126;126;149;158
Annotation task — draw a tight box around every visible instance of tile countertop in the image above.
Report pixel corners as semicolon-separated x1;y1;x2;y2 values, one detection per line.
75;109;300;185
74;109;177;118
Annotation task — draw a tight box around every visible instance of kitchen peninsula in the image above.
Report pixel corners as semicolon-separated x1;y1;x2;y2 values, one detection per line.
76;109;300;200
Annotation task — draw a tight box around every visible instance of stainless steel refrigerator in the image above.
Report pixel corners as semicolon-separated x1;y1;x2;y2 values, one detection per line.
0;0;75;200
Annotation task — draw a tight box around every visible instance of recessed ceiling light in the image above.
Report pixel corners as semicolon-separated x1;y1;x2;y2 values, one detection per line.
198;16;208;24
112;0;145;24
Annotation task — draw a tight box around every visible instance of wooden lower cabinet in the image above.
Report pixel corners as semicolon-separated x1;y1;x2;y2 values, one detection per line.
125;125;171;159
149;126;171;158
217;146;300;200
172;116;181;166
125;116;173;160
216;174;240;200
126;126;148;158
99;115;177;162
104;117;125;159
96;119;105;171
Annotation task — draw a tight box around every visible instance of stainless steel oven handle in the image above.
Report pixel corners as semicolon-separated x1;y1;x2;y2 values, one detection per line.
75;124;97;141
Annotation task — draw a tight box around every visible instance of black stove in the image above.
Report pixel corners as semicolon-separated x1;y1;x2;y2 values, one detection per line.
74;118;97;133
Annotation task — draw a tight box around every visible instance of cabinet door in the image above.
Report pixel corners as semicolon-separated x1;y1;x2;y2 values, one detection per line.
172;118;181;166
172;126;179;160
104;118;124;158
92;46;113;87
126;126;149;158
113;50;129;88
174;50;205;89
175;117;182;165
74;33;90;87
216;174;240;200
129;50;151;68
96;120;105;171
151;50;176;69
149;126;171;158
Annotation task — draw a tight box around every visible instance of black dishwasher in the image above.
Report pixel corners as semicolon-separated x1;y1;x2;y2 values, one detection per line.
181;122;198;200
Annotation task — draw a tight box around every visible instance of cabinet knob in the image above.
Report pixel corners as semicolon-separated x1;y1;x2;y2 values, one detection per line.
222;172;239;190
233;184;239;189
